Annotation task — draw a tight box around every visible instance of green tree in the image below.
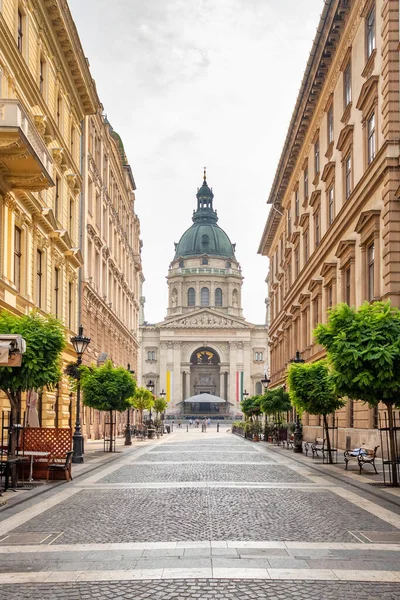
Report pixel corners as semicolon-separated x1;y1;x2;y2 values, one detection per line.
0;310;65;457
81;361;136;451
260;387;291;421
287;360;345;463
241;395;262;419
153;397;168;417
315;301;400;484
131;387;154;423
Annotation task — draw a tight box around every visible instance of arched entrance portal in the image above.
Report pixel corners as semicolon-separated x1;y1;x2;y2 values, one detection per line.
182;348;227;417
190;347;220;396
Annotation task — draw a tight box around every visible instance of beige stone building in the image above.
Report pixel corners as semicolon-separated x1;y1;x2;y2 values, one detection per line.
258;0;400;448
140;174;267;417
0;0;100;426
80;113;142;438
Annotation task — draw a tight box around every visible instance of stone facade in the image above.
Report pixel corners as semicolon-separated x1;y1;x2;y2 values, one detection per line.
0;0;99;426
80;113;142;438
258;0;400;449
140;175;267;416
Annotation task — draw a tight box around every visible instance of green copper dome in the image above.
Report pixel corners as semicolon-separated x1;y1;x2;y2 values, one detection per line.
174;174;236;260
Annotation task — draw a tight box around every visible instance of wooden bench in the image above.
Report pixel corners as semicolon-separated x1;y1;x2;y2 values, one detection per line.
311;437;326;459
344;445;379;474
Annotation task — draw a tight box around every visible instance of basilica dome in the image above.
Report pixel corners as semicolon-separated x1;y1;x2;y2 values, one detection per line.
174;175;236;260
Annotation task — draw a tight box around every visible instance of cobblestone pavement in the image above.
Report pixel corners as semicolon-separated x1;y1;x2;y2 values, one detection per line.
1;427;400;598
100;463;308;483
1;580;400;599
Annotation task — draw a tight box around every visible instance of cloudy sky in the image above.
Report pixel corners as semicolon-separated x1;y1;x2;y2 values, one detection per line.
69;0;322;324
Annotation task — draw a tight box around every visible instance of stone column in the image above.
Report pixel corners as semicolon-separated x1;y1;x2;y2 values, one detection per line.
173;342;181;407
229;342;237;406
186;371;191;399
220;370;225;399
243;342;251;395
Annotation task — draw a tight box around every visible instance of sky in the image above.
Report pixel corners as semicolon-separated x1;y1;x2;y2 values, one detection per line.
69;0;322;324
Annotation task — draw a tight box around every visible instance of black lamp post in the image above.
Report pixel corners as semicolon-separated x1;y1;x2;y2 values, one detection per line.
125;364;135;446
159;389;166;435
242;389;249;400
261;374;271;390
146;380;155;421
70;325;91;464
290;350;305;453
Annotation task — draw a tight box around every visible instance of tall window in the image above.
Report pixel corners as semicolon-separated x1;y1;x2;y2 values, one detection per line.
68;282;73;329
36;250;43;308
345;154;352;199
314;210;320;247
56;94;62;129
366;6;376;59
295;189;299;219
201;287;209;306
17;10;23;52
69;198;74;239
215;288;222;307
327;105;334;145
254;352;263;361
39;58;45;95
55;175;61;221
147;351;156;361
314;138;320;176
367;113;376;163
294;246;300;278
304;166;309;199
14;227;22;291
368;243;375;301
287;206;292;236
54;267;60;317
345;266;351;305
328;186;334;226
255;382;262;395
304;231;309;264
344;62;352;107
327;284;333;309
188;287;195;306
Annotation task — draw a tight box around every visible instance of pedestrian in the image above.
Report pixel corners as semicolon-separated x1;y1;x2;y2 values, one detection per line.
189;419;193;427
203;418;207;433
196;419;199;428
207;417;211;427
178;419;182;428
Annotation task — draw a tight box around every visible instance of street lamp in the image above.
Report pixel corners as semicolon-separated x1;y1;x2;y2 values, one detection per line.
261;374;271;389
70;325;91;464
125;364;135;446
289;350;305;453
159;389;166;435
146;380;155;421
242;389;249;400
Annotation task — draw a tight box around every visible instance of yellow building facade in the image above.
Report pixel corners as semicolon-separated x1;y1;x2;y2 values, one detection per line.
259;0;400;449
80;112;142;439
0;0;100;426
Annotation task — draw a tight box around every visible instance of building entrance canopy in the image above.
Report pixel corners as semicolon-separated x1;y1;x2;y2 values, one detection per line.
179;393;232;417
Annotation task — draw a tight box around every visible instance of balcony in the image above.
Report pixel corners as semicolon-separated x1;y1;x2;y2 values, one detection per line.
0;100;53;192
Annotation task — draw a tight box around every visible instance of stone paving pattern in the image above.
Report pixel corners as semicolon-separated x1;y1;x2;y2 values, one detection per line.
140;451;271;462
2;580;400;600
14;487;395;543
100;463;307;483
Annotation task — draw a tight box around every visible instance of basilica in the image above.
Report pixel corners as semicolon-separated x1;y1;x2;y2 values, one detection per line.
139;173;268;417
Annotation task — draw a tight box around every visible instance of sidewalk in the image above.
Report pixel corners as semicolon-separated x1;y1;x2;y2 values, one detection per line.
0;434;161;513
251;437;400;510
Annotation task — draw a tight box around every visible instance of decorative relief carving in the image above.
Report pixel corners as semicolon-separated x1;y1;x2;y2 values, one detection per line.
165;313;246;329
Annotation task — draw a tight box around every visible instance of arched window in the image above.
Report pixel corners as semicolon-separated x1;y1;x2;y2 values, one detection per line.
147;351;156;361
188;287;196;306
201;234;209;248
201;287;209;306
215;288;222;307
256;382;262;395
232;289;238;307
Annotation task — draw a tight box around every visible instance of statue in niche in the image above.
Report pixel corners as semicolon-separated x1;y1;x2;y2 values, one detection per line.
232;289;238;308
171;289;178;307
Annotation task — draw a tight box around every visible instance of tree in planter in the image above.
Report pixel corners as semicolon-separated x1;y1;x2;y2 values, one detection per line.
241;396;262;439
0;311;65;460
260;387;291;443
287;360;345;464
80;361;136;452
153;397;168;432
131;387;154;424
315;301;400;484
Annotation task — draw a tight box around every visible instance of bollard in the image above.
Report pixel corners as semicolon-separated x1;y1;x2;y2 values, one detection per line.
186;424;189;432
217;422;220;432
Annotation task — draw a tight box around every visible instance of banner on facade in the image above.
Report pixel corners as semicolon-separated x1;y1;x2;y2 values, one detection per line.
236;371;244;402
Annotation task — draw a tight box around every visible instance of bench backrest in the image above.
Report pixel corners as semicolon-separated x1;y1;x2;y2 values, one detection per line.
360;445;379;457
315;437;325;445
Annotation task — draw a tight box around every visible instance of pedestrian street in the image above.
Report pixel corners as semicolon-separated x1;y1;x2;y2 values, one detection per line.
0;425;399;599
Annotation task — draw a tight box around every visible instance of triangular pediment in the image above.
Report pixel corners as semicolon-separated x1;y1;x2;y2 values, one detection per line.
160;308;249;329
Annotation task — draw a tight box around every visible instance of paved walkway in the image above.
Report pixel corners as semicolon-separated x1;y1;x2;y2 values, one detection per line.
0;426;399;598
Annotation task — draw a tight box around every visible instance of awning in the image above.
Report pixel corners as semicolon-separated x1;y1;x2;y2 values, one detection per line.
181;393;231;404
